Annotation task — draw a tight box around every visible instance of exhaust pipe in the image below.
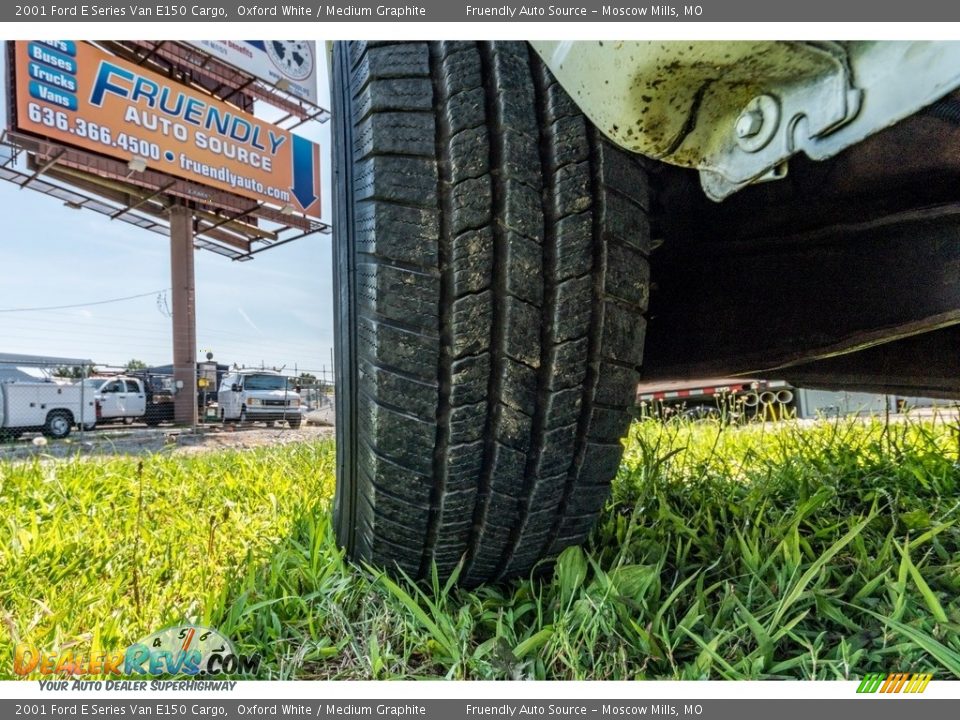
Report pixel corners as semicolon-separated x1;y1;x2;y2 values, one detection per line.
760;391;776;404
776;389;794;404
741;392;759;407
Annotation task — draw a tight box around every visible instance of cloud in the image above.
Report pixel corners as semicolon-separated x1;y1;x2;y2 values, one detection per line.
237;307;261;334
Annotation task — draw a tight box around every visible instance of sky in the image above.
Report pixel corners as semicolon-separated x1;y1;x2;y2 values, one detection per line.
0;42;335;378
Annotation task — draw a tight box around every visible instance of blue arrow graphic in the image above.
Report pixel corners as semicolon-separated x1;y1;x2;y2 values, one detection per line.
291;134;317;211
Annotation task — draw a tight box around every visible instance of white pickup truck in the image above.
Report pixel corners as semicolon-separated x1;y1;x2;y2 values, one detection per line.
83;376;148;424
0;380;97;440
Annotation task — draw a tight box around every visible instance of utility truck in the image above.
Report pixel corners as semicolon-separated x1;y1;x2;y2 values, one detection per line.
0;380;96;440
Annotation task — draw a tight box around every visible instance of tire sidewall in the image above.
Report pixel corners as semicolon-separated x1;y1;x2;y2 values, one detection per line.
324;42;650;583
46;412;71;439
331;42;359;554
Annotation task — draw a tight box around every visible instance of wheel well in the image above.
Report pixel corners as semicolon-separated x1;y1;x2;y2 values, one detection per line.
47;409;74;424
642;102;960;398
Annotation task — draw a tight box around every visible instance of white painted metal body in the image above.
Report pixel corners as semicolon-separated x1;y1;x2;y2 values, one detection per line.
531;41;960;199
0;381;96;432
91;376;148;420
218;369;301;423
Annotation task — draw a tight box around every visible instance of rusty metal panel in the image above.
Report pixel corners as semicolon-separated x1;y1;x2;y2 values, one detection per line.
533;41;960;199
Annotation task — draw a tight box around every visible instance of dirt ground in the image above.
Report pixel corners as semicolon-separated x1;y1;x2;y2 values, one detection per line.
0;423;334;460
2;408;954;462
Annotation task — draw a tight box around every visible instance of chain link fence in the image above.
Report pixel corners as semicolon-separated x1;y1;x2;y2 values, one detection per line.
0;354;335;447
0;354;96;443
207;365;335;428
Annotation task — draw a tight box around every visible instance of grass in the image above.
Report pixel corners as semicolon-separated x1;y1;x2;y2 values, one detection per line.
1;414;959;680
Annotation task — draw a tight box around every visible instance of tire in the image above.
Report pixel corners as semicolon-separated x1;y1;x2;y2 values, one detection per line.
332;41;650;585
44;411;73;439
288;418;302;430
147;405;174;426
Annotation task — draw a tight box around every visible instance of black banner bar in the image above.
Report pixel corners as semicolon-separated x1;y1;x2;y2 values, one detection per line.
4;0;960;22
2;699;957;719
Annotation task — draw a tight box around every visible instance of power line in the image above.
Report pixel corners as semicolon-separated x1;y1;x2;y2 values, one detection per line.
0;322;331;356
0;289;170;313
1;308;332;346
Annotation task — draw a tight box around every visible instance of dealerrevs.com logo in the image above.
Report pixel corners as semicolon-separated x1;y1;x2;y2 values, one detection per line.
14;625;260;678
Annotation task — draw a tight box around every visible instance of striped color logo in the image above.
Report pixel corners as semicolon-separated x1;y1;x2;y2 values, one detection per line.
857;672;933;694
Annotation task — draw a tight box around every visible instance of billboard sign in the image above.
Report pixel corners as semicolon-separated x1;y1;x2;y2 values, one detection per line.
186;41;319;105
12;41;321;218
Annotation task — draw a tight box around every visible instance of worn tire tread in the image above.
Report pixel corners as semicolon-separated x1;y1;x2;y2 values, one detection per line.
333;41;650;585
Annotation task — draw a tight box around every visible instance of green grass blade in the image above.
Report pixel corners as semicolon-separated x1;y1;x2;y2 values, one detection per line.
768;509;877;631
858;607;960;678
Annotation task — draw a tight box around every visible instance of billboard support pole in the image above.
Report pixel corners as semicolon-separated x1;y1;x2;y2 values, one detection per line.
170;204;198;429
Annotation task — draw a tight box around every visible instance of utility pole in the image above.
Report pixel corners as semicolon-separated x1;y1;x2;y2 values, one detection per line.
169;204;198;427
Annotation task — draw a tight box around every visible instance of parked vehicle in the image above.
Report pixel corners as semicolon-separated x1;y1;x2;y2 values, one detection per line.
84;374;175;427
146;362;228;419
0;380;96;440
85;376;146;423
637;380;915;421
636;379;795;421
330;40;960;584
137;373;176;427
218;369;302;428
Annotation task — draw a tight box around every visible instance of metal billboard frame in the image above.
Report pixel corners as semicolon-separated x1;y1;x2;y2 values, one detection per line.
2;40;332;260
1;39;333;425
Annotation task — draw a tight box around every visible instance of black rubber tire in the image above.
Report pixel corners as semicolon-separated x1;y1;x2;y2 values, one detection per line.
146;405;174;426
333;41;650;585
44;411;73;440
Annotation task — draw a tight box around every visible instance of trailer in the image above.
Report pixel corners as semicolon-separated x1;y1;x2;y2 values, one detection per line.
636;380;950;420
636;378;795;420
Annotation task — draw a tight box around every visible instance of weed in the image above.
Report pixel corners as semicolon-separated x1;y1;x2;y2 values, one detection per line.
1;415;958;680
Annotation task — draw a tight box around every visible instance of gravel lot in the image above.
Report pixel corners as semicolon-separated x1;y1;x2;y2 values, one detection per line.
0;423;334;460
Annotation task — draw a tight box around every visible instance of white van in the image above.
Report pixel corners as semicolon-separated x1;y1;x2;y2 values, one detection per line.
218;370;302;428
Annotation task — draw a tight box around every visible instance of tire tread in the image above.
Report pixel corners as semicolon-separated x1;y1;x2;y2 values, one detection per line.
334;41;650;584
